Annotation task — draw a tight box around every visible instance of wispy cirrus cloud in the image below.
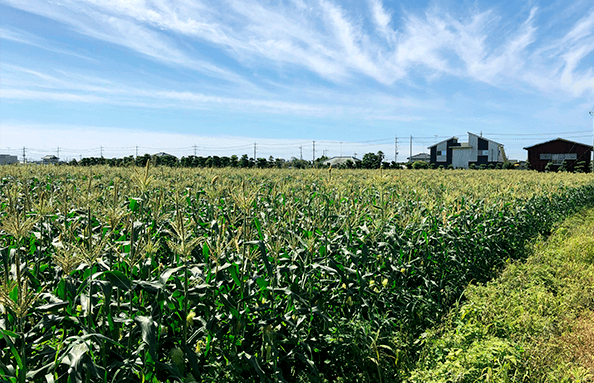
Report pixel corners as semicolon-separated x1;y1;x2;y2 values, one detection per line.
1;64;440;120
2;0;594;97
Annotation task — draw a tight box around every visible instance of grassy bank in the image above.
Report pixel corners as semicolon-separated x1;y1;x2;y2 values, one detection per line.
407;207;594;382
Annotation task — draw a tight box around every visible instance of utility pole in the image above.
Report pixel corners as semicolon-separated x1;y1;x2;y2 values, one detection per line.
193;144;197;157
313;141;316;161
299;146;303;160
340;142;343;157
100;146;103;158
253;142;257;160
590;106;594;171
409;136;412;163
395;136;398;163
136;146;138;158
22;147;26;164
57;146;60;159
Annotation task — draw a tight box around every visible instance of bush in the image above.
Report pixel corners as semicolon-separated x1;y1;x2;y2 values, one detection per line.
412;161;429;169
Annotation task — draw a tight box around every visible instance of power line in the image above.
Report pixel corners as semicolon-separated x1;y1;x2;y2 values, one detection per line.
484;129;591;136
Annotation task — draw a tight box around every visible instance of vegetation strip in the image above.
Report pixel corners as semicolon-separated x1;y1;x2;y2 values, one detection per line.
407;207;594;382
0;166;593;382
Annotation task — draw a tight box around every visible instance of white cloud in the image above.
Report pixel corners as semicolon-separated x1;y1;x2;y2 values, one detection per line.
1;89;108;103
2;64;439;119
3;0;594;98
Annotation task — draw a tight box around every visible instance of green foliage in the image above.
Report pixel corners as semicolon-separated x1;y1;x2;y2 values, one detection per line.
0;167;593;382
408;207;594;382
411;161;428;169
361;151;385;169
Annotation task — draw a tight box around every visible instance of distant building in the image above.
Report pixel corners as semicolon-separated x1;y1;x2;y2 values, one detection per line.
524;138;592;172
152;152;178;166
153;152;176;158
407;153;430;163
428;132;506;169
0;154;18;165
42;155;60;165
322;156;361;167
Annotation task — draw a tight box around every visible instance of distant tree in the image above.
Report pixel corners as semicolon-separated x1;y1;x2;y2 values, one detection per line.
412;161;429;169
136;154;151;167
274;158;285;168
239;154;250;168
256;158;269;168
220;156;231;168
313;156;329;168
211;156;221;168
575;160;586;173
290;158;310;169
361;151;384;169
502;161;514;170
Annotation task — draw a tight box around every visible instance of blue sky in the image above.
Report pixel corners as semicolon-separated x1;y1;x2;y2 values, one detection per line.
1;0;594;162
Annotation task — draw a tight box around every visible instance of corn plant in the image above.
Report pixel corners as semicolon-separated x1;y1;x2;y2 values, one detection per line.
0;166;593;382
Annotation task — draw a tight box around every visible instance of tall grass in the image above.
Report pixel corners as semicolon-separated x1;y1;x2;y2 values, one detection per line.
408;207;594;382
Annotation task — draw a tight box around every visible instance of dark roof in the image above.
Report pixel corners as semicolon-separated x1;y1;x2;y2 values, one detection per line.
42;155;59;160
427;136;458;149
523;138;593;150
407;152;430;159
153;152;177;158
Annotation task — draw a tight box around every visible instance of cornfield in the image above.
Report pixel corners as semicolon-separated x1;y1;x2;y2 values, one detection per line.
1;165;593;382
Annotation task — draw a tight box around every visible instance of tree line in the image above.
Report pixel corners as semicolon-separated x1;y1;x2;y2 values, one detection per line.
63;150;535;170
67;151;406;169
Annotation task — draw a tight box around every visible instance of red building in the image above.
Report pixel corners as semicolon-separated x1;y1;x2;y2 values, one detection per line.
524;138;592;172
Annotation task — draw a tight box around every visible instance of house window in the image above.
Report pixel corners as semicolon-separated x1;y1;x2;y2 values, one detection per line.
480;150;489;156
436;150;446;156
541;153;578;164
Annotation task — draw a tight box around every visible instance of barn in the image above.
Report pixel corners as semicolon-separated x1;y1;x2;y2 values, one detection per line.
523;138;592;172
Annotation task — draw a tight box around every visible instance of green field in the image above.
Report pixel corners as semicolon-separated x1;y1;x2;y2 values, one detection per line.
1;166;594;382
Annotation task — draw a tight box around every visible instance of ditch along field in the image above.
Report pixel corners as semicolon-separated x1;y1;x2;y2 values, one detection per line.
1;166;594;383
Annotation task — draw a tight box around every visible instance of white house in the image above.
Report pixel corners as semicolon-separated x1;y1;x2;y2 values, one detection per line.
322;156;361;167
428;133;506;169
